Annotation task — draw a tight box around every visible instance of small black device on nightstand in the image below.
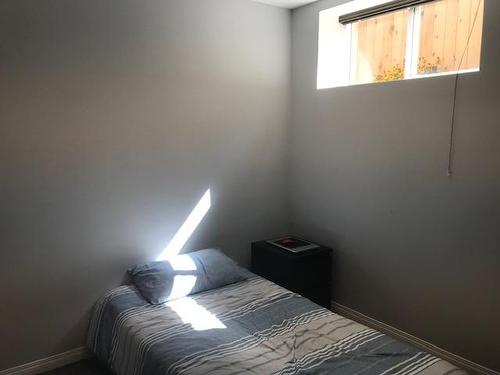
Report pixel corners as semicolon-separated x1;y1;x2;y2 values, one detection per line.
251;236;332;309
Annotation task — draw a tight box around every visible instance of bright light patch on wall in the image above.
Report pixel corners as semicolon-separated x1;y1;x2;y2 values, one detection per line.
167;297;226;331
156;189;211;261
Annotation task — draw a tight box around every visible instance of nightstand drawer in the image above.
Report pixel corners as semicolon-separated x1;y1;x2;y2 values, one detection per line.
251;239;332;309
265;253;330;291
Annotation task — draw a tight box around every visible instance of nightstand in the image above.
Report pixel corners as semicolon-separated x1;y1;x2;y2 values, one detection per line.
251;239;332;309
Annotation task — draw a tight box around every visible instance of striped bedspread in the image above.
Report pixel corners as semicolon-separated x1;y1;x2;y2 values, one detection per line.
88;276;466;375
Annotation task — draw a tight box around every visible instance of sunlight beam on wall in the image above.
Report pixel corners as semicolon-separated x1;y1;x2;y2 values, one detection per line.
156;189;211;261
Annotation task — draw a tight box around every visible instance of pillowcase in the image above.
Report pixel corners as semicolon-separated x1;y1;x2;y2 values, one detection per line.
128;248;247;305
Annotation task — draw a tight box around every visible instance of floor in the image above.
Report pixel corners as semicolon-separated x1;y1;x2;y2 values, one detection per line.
41;357;111;375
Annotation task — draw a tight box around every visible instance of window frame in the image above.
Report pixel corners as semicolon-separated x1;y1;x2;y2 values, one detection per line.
334;1;482;87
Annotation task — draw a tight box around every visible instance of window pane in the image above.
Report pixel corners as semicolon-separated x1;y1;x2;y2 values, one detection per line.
351;9;409;85
417;0;483;75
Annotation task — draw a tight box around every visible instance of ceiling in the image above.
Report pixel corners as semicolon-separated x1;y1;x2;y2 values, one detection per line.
252;0;320;9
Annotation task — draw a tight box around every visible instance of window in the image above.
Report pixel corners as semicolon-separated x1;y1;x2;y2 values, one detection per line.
351;8;409;84
317;0;484;89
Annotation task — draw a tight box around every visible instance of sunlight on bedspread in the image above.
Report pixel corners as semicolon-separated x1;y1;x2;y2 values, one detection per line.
167;297;226;331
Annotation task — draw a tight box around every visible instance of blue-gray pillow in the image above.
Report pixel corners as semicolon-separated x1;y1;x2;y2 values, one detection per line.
128;248;247;304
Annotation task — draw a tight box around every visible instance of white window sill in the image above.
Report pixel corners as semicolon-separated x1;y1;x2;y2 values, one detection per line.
317;68;480;90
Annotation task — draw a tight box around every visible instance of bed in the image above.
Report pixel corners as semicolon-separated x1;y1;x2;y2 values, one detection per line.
87;274;466;375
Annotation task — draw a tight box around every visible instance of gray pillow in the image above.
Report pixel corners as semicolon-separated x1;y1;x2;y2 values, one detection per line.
128;248;247;305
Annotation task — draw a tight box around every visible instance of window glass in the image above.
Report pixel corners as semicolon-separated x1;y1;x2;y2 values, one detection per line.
352;9;409;84
417;0;483;76
317;0;484;89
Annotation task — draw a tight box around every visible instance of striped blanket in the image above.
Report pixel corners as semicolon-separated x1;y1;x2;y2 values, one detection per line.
88;276;466;375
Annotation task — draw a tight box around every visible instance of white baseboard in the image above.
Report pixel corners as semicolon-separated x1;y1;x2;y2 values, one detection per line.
331;301;499;375
0;347;91;375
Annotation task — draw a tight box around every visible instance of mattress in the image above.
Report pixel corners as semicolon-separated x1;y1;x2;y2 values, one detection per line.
88;276;466;375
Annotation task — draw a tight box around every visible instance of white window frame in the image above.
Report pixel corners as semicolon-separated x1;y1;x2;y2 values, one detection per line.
319;0;481;89
348;5;434;85
404;6;421;79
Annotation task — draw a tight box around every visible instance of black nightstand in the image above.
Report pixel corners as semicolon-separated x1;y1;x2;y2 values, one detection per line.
251;239;332;309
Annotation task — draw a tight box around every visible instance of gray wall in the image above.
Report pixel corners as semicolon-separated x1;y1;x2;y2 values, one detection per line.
0;0;290;369
2;0;498;370
290;0;500;371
